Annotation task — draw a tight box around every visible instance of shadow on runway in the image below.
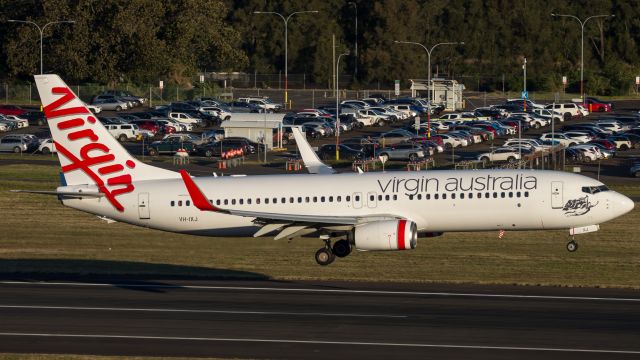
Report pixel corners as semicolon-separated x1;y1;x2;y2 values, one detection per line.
0;258;270;292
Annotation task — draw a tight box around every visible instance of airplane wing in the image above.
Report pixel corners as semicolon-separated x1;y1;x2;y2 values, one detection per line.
290;127;336;174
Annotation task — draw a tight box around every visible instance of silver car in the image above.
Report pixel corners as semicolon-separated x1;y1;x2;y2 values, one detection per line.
92;98;129;111
376;143;426;161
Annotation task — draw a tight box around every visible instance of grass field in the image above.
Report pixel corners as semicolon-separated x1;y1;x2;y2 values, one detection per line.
1;162;639;288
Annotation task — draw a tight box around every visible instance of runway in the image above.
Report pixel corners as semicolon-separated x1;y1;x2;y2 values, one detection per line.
1;279;639;359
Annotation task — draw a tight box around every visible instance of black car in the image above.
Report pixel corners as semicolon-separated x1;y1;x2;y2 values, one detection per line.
196;138;256;157
317;144;365;161
21;111;46;126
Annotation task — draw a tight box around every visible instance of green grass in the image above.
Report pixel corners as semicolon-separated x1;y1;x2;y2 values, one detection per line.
1;162;639;288
0;355;224;360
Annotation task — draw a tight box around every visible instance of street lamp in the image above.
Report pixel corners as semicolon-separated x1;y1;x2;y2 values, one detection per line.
7;19;75;74
551;13;614;102
336;51;350;160
348;2;358;80
254;10;319;109
394;40;464;139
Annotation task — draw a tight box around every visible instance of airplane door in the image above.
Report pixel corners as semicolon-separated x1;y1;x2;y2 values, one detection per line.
551;182;563;209
352;192;362;209
367;191;377;208
138;192;150;219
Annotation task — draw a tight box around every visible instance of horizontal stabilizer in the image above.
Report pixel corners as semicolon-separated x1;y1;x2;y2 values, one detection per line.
10;189;104;198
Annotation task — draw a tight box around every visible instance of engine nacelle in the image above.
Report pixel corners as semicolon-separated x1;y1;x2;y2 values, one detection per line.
354;219;417;251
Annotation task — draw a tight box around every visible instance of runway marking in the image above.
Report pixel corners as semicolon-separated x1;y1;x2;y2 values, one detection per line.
0;305;405;319
2;281;640;303
0;332;639;355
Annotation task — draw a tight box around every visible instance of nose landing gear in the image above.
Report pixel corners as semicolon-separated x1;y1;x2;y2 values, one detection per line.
566;236;579;252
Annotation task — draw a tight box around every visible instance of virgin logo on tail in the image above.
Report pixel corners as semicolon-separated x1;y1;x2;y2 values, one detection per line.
44;87;134;212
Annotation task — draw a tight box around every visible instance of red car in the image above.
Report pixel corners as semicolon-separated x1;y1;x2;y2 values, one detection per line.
588;139;616;150
0;105;27;116
583;97;612;112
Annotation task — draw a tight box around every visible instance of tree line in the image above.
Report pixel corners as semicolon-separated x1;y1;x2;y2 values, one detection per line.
0;0;638;95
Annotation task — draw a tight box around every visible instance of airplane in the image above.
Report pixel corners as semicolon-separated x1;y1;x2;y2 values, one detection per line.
14;74;635;266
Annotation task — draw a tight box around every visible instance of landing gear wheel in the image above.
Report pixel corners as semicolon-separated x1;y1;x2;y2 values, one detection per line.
332;239;352;258
315;248;335;266
566;240;578;252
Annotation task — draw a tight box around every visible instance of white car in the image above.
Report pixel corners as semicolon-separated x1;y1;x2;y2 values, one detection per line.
201;106;232;121
1;115;29;128
563;131;592;144
478;147;522;163
83;102;102;114
607;137;632;150
533;108;564;122
437;134;465;148
544;103;586;120
595;121;625;134
38;138;57;154
105;124;140;142
168;112;202;126
503;138;548;151
569;144;601;161
539;133;578;147
237;97;282;112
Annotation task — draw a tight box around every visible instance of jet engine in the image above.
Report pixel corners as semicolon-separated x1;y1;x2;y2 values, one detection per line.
354;219;417;251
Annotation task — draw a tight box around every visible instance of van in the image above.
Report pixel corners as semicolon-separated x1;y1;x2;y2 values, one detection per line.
544;103;588;120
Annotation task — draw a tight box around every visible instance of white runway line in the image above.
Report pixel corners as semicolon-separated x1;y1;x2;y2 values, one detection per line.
0;332;639;355
2;280;640;302
0;304;406;318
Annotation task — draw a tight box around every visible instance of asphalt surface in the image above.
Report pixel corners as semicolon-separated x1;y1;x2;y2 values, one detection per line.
1;278;640;359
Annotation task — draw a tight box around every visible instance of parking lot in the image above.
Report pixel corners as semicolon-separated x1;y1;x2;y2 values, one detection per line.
1;94;639;190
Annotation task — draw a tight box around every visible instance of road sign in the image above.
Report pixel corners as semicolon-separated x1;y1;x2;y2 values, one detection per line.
199;75;205;83
414;116;421;130
159;80;164;90
394;80;400;96
521;91;528;99
562;76;567;85
636;76;639;85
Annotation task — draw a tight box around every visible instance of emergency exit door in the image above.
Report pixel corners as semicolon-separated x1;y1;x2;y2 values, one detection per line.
138;193;150;219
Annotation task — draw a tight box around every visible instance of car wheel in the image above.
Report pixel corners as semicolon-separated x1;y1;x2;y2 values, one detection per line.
377;119;385;127
507;156;516;162
408;153;418;162
38;119;45;126
358;122;365;128
620;144;629;151
118;134;127;142
534;123;540;129
563;112;571;121
41;147;50;155
379;152;389;158
116;106;122;111
148;148;158;156
204;149;214;157
583;156;591;163
569;142;576;147
282;138;289;145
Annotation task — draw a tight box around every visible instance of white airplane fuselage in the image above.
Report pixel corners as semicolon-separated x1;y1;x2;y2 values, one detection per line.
61;169;633;237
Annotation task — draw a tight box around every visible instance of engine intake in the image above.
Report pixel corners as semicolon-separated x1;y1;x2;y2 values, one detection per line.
354;219;417;251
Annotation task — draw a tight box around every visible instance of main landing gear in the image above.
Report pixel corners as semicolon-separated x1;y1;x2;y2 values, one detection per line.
566;236;579;252
315;235;352;266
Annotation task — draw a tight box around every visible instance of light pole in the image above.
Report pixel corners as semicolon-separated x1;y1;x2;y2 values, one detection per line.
394;40;463;139
551;13;614;102
523;57;527;111
7;19;75;74
254;10;318;109
348;2;358;80
336;51;350;160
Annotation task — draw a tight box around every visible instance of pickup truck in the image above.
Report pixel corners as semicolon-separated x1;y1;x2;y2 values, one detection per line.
356;109;390;127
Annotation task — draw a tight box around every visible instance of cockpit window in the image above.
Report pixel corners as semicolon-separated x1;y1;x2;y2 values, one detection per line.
582;185;609;194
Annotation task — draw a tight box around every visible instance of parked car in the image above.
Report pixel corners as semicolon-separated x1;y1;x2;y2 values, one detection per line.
630;161;640;177
21;111;46;126
147;137;196;156
92;97;129;111
236;97;283;112
0;134;36;153
544;103;586;120
0;114;29;128
317;144;365;160
105;124;140;142
477;147;522;163
582;97;612;112
0;105;27;116
38;138;57;154
102;90;146;106
375;143;426;161
539;133;578;147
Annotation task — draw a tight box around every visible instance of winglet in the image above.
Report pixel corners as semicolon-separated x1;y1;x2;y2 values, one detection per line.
291;127;336;174
179;170;219;211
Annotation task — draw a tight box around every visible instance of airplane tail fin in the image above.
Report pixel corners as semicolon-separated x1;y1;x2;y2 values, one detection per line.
34;74;180;211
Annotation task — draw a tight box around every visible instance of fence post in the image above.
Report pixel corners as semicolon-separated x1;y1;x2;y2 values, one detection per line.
5;84;8;104
312;89;315;108
29;83;32;105
149;87;152;108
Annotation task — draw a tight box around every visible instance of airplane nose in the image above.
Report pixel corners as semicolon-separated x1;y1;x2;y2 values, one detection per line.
616;193;635;216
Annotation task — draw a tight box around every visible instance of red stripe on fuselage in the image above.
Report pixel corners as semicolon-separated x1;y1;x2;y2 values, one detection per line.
397;219;406;250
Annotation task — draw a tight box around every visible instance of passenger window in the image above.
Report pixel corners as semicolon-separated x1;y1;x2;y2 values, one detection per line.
409;195;414;200
485;192;490;198
500;192;505;198
460;193;465;199
289;197;294;203
524;191;529;197
451;193;456;199
508;192;513;198
232;199;236;205
216;200;221;205
298;197;302;203
354;195;359;201
265;198;269;204
347;196;351;201
434;194;439;200
306;197;310;203
329;196;334;202
313;196;318;202
442;194;447;200
385;195;390;200
273;198;277;204
393;195;397;200
337;196;342;202
516;192;521;198
186;200;191;206
369;195;374;201
321;196;325;202
256;198;261;204
493;192;498;198
469;193;473;199
426;194;431;200
178;200;182;206
417;194;422;200
224;199;229;205
247;199;252;205
171;201;175;207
